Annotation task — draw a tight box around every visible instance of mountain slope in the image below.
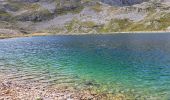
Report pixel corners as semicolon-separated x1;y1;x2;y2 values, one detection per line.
0;0;170;37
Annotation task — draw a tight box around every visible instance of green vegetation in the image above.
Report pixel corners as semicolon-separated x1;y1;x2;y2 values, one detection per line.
35;97;43;100
0;10;10;17
128;13;170;31
55;6;84;15
156;13;170;30
54;0;83;15
64;14;170;33
81;21;97;28
15;8;52;22
0;10;11;21
65;18;78;32
91;3;102;12
98;19;133;32
6;1;26;10
45;27;64;34
65;18;98;33
24;3;41;11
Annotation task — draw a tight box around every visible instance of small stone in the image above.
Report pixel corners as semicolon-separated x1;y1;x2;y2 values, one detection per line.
4;90;10;94
36;97;43;100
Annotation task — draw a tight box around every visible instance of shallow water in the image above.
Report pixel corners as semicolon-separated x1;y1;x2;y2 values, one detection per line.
0;34;170;99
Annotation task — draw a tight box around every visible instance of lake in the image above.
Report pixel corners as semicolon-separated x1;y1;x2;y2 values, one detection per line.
0;34;170;99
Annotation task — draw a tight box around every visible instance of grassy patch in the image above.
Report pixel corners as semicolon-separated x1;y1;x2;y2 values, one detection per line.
81;21;97;28
0;10;10;16
26;4;41;11
15;8;52;22
157;13;170;30
98;19;133;32
65;18;98;33
128;12;170;31
0;10;11;21
45;27;64;34
65;18;81;32
54;0;83;15
91;3;102;12
56;6;84;15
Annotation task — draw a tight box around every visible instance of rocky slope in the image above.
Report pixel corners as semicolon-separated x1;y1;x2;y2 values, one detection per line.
0;0;170;36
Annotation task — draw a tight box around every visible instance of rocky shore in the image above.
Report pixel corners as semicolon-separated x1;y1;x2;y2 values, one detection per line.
0;30;170;39
0;73;128;100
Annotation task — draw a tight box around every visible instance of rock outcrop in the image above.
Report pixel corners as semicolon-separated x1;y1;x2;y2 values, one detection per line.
100;0;148;6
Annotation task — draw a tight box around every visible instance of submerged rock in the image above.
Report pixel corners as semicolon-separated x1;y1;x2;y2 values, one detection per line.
84;80;100;87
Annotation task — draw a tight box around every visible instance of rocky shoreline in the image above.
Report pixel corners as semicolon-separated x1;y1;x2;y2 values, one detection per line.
0;73;128;100
0;71;161;100
0;31;170;39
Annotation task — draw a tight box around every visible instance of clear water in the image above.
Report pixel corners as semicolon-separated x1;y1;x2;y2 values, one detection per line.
0;34;170;99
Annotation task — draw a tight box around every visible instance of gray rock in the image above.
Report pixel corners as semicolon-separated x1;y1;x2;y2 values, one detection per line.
100;0;149;6
13;0;39;3
15;10;53;22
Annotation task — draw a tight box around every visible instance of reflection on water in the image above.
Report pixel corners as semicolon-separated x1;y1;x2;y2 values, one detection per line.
0;34;170;99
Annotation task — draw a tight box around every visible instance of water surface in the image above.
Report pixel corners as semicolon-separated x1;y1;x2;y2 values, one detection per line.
0;34;170;99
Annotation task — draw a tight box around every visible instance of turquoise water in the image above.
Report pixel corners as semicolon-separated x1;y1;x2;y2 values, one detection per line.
0;34;170;99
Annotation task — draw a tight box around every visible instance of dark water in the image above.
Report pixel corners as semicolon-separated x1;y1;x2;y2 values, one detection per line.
0;34;170;99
